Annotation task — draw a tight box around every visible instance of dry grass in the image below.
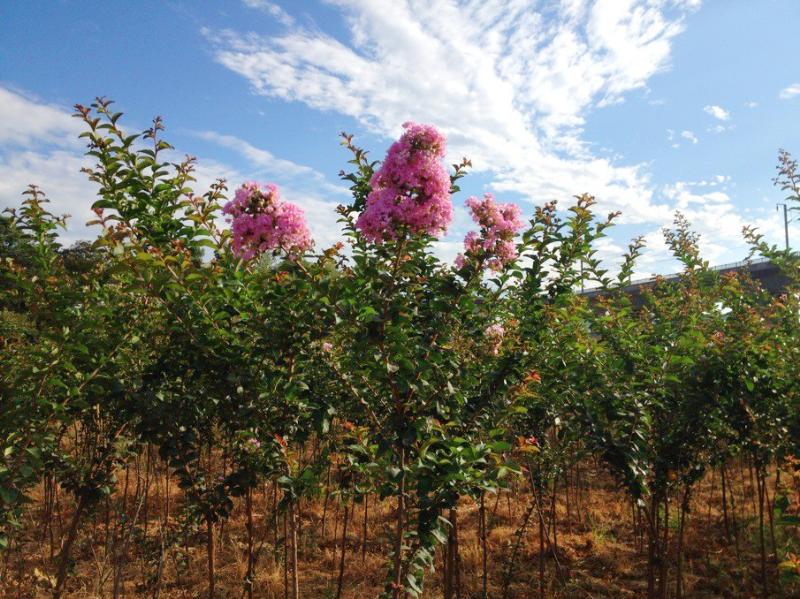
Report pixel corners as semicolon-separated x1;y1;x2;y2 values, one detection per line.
0;458;789;598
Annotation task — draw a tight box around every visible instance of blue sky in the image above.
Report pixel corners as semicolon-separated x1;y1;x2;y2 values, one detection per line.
1;0;799;276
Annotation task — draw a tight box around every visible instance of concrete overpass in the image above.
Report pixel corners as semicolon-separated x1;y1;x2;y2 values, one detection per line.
580;258;789;305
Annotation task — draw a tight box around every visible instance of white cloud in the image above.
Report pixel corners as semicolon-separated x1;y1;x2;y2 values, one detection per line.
195;130;347;196
0;87;345;249
707;123;732;134
680;130;698;144
0;88;98;243
0;87;83;147
241;0;294;26
206;0;698;226
0;149;99;244
779;83;800;100
666;128;679;148
744;100;758;108
630;177;797;275
703;104;730;121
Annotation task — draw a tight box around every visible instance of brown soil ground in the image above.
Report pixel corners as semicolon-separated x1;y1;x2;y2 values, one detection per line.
0;459;795;598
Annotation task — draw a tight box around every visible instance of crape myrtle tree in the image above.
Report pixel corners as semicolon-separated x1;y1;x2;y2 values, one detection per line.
328;125;502;597
743;149;800;591
711;270;797;595
72;99;337;598
0;186;160;598
326;123;621;598
562;214;736;598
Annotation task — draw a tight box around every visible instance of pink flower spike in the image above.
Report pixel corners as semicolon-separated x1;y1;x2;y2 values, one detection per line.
223;182;313;260
460;193;524;271
356;122;452;242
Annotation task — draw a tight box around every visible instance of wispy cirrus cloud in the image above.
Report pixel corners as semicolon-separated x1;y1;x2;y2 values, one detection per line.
208;0;702;226
241;0;295;26
194;130;347;195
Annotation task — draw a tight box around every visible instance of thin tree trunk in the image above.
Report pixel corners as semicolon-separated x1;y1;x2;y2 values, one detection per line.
335;501;349;599
676;486;689;598
757;468;768;597
272;483;279;566
206;517;215;599
658;492;669;599
164;469;170;528
392;446;406;599
647;496;656;599
550;478;558;561
501;498;536;598
748;459;758;519
766;466;778;562
53;494;88;599
538;492;545;599
480;493;488;599
725;462;742;559
565;470;572;535
444;528;452;599
362;494;369;562
283;508;289;599
246;488;254;599
143;445;152;540
721;465;731;543
289;499;299;599
321;465;332;540
452;508;462;599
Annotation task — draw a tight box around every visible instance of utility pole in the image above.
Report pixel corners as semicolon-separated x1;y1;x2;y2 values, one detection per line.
777;203;790;250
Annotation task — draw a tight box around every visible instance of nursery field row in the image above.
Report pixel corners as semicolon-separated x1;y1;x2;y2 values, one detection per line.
2;100;799;597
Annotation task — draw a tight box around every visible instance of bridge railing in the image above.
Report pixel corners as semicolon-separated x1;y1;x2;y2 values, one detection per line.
580;257;775;296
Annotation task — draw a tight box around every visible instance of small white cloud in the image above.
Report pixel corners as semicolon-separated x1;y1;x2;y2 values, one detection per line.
707;124;731;134
680;130;698;144
744;101;758;108
703;105;730;121
779;83;800;100
241;0;294;26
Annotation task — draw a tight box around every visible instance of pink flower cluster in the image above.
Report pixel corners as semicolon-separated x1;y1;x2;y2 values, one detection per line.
223;182;313;260
455;193;524;271
356;122;452;242
484;323;505;356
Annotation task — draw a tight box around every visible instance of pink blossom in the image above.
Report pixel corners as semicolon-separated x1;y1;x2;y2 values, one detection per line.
223;182;313;260
322;342;333;353
457;193;524;271
356;122;452;242
484;323;505;355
